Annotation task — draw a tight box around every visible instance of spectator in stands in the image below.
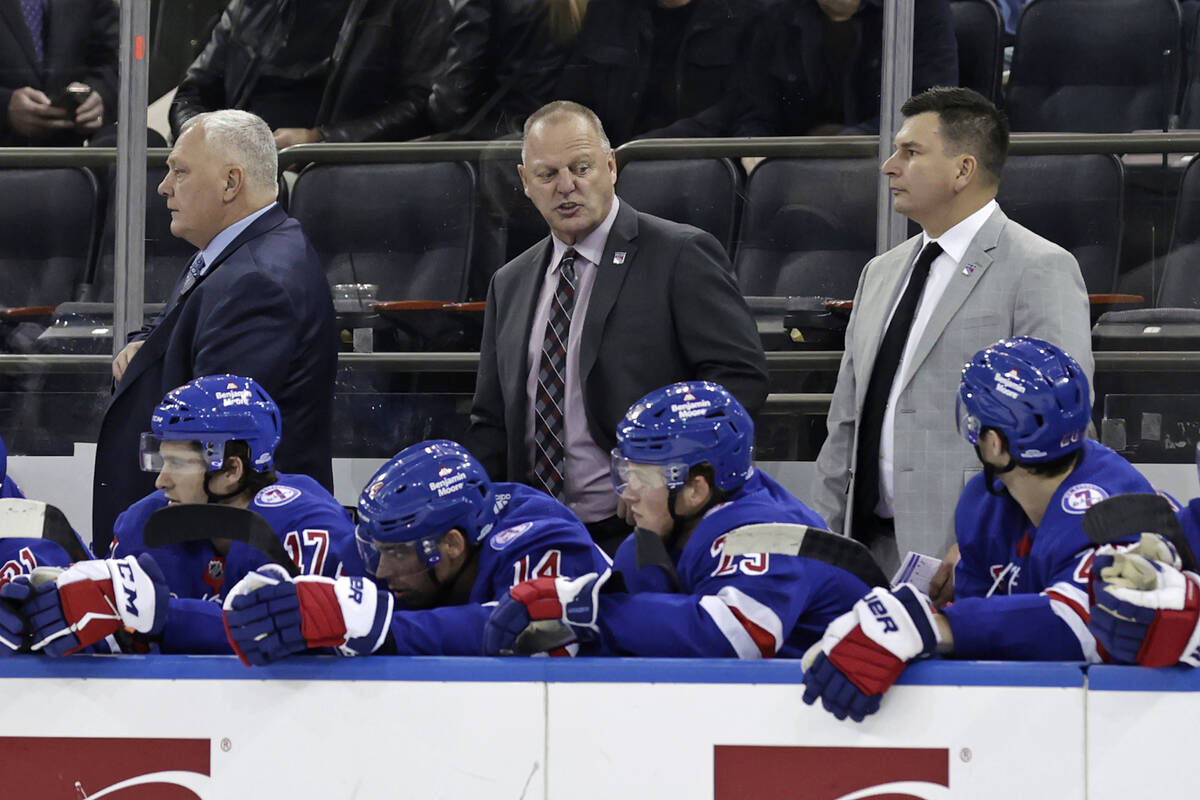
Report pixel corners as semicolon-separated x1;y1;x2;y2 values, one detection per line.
735;0;958;139
466;100;767;555
552;0;771;146
93;109;336;556
170;0;451;147
0;0;118;146
428;0;589;140
811;87;1093;584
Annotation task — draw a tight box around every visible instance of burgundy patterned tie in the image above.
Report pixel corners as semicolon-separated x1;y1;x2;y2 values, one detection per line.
531;249;578;498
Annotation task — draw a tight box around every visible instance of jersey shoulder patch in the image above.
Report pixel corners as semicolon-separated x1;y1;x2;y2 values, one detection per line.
1061;483;1109;515
490;521;534;550
254;484;302;508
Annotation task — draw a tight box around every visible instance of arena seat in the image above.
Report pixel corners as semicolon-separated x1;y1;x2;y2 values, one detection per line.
0;167;98;312
1156;156;1200;307
615;158;743;254
289;161;476;302
1006;0;1181;132
996;153;1125;294
1177;1;1200;127
950;0;1004;103
733;157;878;300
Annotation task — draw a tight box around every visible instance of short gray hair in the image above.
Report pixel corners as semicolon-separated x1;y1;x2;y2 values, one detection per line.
180;109;278;195
521;101;611;163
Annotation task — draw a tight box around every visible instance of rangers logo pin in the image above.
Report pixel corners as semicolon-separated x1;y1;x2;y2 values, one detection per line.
962;263;979;275
613;251;626;264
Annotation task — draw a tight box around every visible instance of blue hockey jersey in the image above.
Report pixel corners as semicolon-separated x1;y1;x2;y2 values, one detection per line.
600;468;869;658
110;473;359;653
944;439;1154;661
384;482;611;655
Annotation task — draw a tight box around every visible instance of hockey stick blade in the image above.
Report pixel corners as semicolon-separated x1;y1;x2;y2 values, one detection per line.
0;498;91;561
719;523;891;588
144;504;301;577
1082;493;1198;572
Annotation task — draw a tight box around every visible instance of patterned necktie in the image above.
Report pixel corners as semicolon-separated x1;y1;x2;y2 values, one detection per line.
179;252;205;296
21;0;44;65
531;249;579;498
852;240;943;538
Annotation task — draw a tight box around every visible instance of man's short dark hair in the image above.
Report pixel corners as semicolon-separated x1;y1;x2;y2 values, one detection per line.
901;86;1010;183
521;100;611;162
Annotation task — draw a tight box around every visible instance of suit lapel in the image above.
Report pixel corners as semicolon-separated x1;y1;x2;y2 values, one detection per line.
856;237;922;403
898;208;1005;394
1;0;42;75
579;202;637;383
506;239;554;398
113;205;290;399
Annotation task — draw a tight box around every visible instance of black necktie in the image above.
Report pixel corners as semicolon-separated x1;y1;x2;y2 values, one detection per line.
852;240;943;539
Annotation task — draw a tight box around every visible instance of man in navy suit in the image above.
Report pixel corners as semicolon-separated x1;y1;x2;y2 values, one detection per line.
92;109;336;554
466;101;766;554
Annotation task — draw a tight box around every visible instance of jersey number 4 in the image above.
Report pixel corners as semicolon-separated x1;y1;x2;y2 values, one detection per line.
283;529;331;575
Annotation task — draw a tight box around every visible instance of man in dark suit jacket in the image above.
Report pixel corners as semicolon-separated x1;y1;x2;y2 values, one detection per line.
0;0;117;146
467;100;767;553
92;109;336;554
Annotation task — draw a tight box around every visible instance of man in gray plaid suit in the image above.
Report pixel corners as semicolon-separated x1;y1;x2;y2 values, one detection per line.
812;87;1093;583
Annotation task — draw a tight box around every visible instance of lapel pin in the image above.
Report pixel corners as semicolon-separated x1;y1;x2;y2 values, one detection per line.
613;251;626;265
962;263;979;276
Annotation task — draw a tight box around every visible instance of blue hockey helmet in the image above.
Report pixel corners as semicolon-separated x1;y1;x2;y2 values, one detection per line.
355;439;496;574
142;374;282;473
612;381;754;494
957;337;1090;463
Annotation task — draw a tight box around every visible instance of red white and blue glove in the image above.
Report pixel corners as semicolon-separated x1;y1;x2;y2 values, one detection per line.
222;565;394;666
1089;534;1200;667
483;570;609;656
19;555;168;657
0;579;32;655
801;583;944;722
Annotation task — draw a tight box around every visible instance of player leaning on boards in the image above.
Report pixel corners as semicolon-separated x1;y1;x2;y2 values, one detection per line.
221;440;612;661
483;381;875;659
2;375;359;656
802;337;1155;722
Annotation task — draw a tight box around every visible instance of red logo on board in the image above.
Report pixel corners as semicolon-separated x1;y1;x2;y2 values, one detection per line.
715;745;949;800
1;736;211;798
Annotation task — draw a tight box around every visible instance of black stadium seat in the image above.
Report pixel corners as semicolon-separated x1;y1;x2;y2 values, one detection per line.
616;158;743;254
950;0;1004;103
1006;0;1181;132
0;167;98;310
1157;156;1200;307
996;154;1125;294
290;162;476;302
733;157;878;300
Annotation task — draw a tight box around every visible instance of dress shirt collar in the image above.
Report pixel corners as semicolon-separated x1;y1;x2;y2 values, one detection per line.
549;197;621;271
921;198;997;265
198;202;278;275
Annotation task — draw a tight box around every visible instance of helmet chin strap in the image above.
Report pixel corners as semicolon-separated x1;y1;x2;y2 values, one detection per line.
975;445;1018;497
203;470;247;504
665;484;726;549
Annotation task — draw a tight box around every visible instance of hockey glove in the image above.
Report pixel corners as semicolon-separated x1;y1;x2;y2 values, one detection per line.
1089;536;1200;667
21;555;168;657
223;565;394;666
483;570;609;656
0;578;32;654
801;584;943;722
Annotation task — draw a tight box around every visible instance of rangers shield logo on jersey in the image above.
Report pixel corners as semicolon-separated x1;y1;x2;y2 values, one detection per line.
255;485;301;507
490;522;533;550
1061;483;1109;514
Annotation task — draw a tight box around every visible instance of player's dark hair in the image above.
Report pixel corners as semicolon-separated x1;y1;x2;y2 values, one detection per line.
982;427;1079;478
688;463;733;506
223;441;278;495
901;86;1009;184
